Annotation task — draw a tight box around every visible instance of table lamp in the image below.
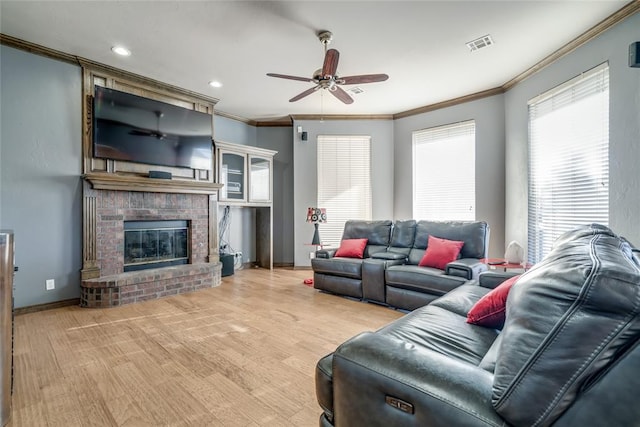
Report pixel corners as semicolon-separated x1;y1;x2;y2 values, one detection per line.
306;207;327;245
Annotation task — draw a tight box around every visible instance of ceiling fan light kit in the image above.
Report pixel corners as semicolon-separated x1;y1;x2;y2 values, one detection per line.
266;30;389;105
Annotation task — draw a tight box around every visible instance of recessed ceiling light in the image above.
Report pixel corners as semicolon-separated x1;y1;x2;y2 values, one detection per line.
208;81;223;88
111;46;131;56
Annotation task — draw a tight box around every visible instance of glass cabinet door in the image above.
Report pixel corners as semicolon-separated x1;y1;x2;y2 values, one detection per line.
221;152;246;201
249;156;271;202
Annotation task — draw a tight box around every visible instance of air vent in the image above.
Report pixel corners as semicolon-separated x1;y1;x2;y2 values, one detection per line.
466;35;494;52
347;87;365;95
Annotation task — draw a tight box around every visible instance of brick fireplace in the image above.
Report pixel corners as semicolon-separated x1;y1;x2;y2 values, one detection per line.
80;174;223;308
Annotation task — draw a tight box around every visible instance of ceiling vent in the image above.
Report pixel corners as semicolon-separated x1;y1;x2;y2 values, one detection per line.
466;35;494;52
347;87;365;95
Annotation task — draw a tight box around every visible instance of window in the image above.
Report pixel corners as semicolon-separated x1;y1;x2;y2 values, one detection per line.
528;63;609;264
412;120;476;221
317;135;372;246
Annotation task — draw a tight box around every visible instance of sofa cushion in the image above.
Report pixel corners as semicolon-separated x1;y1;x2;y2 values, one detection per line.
493;224;640;426
339;220;392;258
334;238;368;258
408;220;489;265
379;284;499;365
386;219;416;256
312;257;364;279
466;274;521;329
418;235;464;270
386;264;468;296
315;354;334;421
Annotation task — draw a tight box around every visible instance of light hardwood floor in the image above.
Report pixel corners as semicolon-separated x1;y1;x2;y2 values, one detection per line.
9;268;403;426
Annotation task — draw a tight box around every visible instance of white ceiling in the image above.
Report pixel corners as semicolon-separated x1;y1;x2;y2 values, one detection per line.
0;1;631;121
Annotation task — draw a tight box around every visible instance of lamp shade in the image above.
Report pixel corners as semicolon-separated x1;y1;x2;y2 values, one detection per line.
306;207;327;223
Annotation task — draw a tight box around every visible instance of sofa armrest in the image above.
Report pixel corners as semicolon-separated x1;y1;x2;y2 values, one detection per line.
445;258;488;280
370;251;407;261
332;332;504;427
316;248;337;259
478;271;519;289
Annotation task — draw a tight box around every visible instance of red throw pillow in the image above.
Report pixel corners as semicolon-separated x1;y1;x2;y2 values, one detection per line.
467;275;521;329
418;235;465;270
334;238;368;259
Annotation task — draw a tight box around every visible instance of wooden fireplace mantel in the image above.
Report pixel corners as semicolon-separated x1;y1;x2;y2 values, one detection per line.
83;173;223;195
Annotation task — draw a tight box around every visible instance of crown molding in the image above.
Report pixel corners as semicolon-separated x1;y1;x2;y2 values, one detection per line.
393;87;505;120
214;110;256;126
289;114;393;121
502;1;640;90
1;33;78;64
255;117;293;127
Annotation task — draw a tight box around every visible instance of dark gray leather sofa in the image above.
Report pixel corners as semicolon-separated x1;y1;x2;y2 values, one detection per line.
312;219;490;311
312;220;393;299
316;224;640;427
384;220;490;310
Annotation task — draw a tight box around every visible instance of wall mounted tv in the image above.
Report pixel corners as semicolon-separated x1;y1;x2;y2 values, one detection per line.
93;86;213;170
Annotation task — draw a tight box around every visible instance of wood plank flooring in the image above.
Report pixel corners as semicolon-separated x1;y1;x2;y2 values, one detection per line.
8;268;403;426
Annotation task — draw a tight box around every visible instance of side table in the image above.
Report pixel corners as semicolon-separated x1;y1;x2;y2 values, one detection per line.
480;258;532;272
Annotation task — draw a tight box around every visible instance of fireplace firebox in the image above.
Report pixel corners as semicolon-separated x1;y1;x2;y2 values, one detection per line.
124;220;189;272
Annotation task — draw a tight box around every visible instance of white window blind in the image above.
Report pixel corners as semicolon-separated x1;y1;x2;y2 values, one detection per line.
528;63;609;264
317;135;372;246
412;120;476;221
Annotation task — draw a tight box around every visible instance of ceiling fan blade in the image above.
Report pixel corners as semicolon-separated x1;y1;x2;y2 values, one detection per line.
267;73;314;83
330;86;354;105
322;49;340;77
339;74;389;85
289;86;320;102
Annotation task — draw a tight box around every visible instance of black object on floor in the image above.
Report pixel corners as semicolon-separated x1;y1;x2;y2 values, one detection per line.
221;254;235;277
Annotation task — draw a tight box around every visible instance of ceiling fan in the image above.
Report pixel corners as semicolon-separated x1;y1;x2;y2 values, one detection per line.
266;31;389;105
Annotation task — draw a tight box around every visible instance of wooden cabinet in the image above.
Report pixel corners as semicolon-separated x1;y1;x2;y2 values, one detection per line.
215;142;277;269
1;231;14;427
216;141;276;205
219;151;247;202
249;155;272;202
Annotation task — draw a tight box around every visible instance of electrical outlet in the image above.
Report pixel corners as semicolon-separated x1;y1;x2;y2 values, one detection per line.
309;252;316;259
46;279;55;290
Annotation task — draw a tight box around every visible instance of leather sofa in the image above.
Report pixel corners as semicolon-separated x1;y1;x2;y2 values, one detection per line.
316;224;640;426
312;220;393;299
312;219;490;310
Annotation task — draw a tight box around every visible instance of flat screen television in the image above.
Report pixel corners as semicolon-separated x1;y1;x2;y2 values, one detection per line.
93;86;213;170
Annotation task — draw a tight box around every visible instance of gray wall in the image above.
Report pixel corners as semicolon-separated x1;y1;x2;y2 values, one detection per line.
393;95;506;258
257;126;294;266
0;45;82;308
505;13;640;249
213;115;257;147
292;119;394;267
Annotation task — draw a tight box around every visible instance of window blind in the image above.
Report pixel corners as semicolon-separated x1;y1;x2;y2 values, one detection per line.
317;135;372;247
528;63;609;264
412;120;476;221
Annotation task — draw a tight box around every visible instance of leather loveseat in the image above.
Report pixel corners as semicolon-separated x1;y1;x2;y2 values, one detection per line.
312;219;490;311
316;224;640;426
